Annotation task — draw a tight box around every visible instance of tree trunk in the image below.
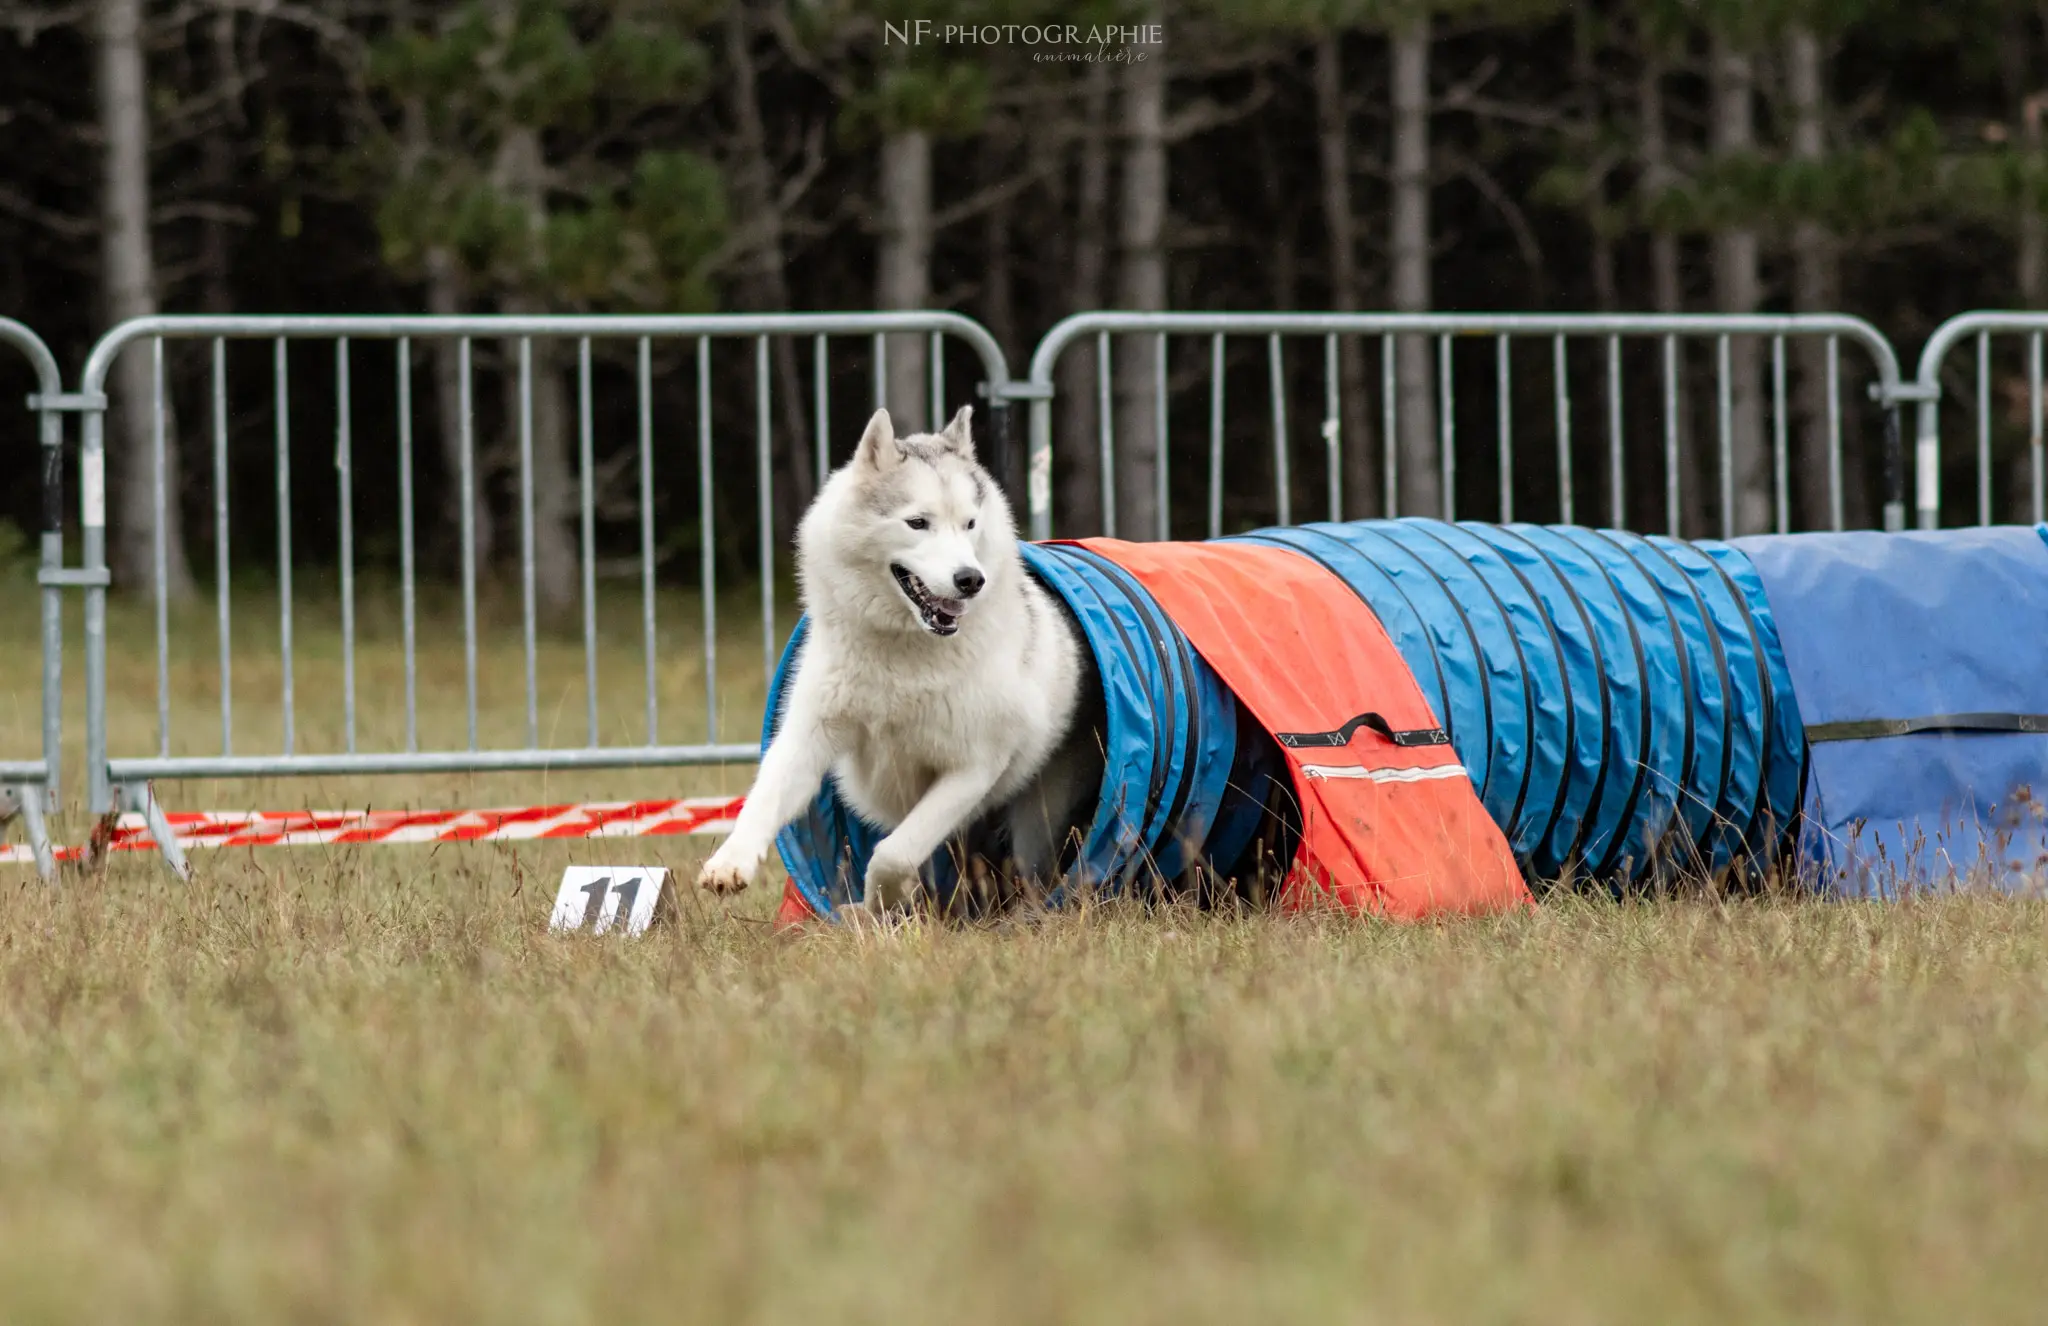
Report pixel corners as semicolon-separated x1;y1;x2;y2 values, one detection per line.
2024;94;2045;309
494;123;578;617
100;0;194;599
722;1;816;522
1390;17;1439;518
1314;32;1378;520
1114;29;1168;539
1640;59;1684;317
985;164;1020;497
1640;55;1703;536
876;129;932;434
1577;13;1616;315
1057;64;1112;536
424;248;492;567
405;83;496;569
1711;37;1770;536
1786;26;1856;530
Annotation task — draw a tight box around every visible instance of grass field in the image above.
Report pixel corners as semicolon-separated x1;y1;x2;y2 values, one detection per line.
4;569;2048;1322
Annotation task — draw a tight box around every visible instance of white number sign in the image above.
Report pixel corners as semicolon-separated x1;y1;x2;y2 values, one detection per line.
548;866;669;937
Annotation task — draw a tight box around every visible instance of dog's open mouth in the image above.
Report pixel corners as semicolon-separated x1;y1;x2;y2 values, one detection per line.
890;564;969;636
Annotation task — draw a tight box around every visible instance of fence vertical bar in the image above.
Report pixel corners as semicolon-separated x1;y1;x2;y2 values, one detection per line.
336;337;356;753
1028;378;1053;542
29;341;62;811
1553;335;1573;525
1155;332;1170;540
872;333;886;412
459;336;477;751
396;339;417;751
1097;332;1117;537
1208;333;1225;539
212;339;231;756
1438;334;1455;521
1716;334;1734;540
275;337;295;756
1382;335;1397;516
814;334;829;486
757;336;776;691
1497;335;1513;522
1269;334;1291;527
152;338;169;758
2032;332;2044;523
1607;335;1624;529
1826;336;1843;531
518;338;538;748
83;390;109;813
1771;336;1789;534
698;337;717;744
1977;330;1993;525
1663;335;1681;537
638;337;657;747
1324;333;1342;523
579;338;599;747
930;330;945;429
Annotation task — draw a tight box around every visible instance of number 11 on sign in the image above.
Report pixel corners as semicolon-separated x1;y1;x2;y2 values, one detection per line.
549;866;669;937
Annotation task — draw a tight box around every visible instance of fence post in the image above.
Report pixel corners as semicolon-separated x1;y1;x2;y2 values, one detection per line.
79;388;112;816
34;382;64;807
0;317;80;881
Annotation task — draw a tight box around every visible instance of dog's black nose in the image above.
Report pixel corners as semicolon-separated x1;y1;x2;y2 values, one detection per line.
953;567;985;597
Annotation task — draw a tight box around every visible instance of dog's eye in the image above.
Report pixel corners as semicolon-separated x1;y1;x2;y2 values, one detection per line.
967;518;977;530
905;517;929;531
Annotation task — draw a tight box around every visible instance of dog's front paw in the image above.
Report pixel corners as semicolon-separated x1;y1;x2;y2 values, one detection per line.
697;844;761;895
861;851;923;914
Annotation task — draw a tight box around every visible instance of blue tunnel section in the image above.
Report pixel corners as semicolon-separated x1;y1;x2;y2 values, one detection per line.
1729;525;2048;895
1226;520;1807;883
768;520;1811;917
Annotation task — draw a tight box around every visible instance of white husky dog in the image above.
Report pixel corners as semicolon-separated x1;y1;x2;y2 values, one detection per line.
697;404;1099;913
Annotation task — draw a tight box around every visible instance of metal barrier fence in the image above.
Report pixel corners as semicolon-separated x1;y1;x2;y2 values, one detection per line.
8;305;2046;881
1910;313;2048;530
1021;312;1912;543
0;317;65;878
68;313;1013;877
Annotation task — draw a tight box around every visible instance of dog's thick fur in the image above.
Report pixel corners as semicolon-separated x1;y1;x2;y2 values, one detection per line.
697;405;1101;914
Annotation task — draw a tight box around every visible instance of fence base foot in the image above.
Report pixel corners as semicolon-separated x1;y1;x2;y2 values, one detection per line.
121;782;191;882
6;784;56;883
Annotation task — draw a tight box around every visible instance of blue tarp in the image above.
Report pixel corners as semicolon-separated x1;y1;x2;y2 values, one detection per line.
1729;526;2048;895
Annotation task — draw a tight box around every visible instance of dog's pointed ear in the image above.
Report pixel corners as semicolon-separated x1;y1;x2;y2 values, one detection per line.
855;408;900;471
937;405;975;460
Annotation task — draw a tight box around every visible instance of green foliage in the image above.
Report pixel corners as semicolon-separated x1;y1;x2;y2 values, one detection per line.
839;62;991;142
0;519;31;585
1624;109;2048;239
356;0;728;313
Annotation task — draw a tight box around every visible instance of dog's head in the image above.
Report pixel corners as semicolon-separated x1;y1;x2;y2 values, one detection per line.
802;405;1013;637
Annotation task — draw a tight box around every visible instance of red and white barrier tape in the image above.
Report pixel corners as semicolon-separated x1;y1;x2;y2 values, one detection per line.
0;796;742;867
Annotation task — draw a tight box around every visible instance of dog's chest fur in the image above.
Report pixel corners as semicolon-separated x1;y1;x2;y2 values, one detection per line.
806;576;1081;828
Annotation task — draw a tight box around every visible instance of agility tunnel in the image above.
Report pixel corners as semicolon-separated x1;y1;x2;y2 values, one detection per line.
1728;525;2048;896
767;520;2048;921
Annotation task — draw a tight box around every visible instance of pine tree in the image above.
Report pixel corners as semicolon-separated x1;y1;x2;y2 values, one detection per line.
359;0;727;614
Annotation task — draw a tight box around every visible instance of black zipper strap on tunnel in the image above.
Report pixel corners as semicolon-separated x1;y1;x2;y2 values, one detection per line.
1807;712;2048;742
1275;712;1451;750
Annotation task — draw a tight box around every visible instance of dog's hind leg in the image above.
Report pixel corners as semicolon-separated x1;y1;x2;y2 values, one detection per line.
699;714;839;895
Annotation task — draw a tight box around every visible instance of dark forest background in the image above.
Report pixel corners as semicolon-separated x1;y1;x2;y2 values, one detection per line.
3;0;2046;610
